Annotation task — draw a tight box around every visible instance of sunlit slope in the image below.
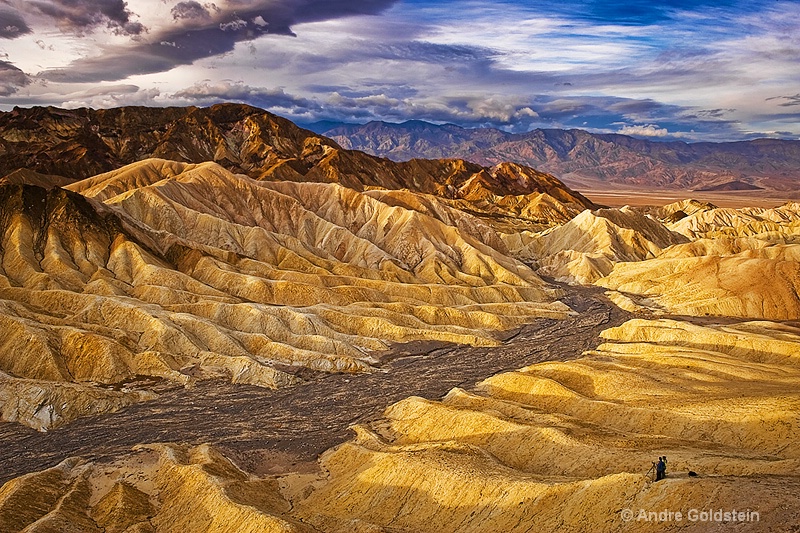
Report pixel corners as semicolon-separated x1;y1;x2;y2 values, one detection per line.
3;319;798;532
292;318;800;532
0;159;569;430
0;104;594;230
0;444;315;533
505;206;688;284
598;201;800;318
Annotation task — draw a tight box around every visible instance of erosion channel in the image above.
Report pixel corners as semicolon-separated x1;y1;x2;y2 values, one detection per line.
0;285;627;483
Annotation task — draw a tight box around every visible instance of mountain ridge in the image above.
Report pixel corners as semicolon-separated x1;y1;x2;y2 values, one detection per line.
317;120;800;192
0;104;593;227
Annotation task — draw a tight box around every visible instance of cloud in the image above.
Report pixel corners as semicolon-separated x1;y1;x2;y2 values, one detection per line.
25;0;146;36
219;17;248;32
767;94;800;107
618;124;670;137
171;1;214;21
0;8;32;39
173;80;321;112
61;85;162;108
40;0;400;82
0;60;31;95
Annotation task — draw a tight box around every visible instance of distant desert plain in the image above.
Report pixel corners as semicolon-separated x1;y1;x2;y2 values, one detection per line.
0;105;799;532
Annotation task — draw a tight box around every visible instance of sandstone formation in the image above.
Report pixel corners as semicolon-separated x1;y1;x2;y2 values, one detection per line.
4;317;798;532
2;104;799;532
505;206;688;284
290;317;800;532
0;159;570;431
0;105;593;227
598;202;800;318
0;443;314;533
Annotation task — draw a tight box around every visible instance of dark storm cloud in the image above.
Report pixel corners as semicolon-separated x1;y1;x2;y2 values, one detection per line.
0;8;31;39
42;0;399;82
171;1;214;21
0;60;31;95
27;0;146;35
767;94;800;107
44;27;246;82
174;81;322;112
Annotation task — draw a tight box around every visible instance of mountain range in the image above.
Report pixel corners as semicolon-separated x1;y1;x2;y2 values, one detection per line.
2;103;800;532
312;120;800;192
0;104;592;228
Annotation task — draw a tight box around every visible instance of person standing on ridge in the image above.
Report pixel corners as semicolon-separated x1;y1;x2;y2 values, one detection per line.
656;457;666;481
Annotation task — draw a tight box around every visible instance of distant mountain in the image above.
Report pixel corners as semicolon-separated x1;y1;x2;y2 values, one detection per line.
320;121;800;192
0;104;593;227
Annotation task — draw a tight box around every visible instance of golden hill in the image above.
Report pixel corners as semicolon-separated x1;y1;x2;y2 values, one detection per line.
598;202;800;318
0;104;593;228
506;206;688;284
2;106;800;532
0;160;570;431
4;317;798;532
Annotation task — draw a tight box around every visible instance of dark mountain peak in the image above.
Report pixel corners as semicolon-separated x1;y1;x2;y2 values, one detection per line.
0;103;335;182
318;121;800;192
0;104;592;220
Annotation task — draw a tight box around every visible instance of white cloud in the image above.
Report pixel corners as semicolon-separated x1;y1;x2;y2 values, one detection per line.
618;124;669;137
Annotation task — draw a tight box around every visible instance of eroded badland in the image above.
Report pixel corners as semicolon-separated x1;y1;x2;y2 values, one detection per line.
0;105;799;532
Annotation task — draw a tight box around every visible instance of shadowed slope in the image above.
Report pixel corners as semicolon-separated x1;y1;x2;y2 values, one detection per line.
0;160;569;431
0;105;593;229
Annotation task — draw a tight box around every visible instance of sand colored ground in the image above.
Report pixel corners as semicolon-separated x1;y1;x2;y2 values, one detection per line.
502;197;800;319
291;317;800;532
598;202;800;319
580;187;799;209
4;317;798;532
0;160;571;430
0;443;315;533
505;206;688;284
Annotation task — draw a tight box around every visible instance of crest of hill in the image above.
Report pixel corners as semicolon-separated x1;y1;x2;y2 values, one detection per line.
320;121;800;192
597;202;800;319
505;206;688;284
0;104;593;226
6;317;800;532
0;160;570;431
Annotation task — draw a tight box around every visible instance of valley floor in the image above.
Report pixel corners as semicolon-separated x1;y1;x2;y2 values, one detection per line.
580;188;800;209
0;285;624;485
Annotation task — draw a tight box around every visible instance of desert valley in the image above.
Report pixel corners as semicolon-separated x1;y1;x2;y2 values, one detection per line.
0;103;797;532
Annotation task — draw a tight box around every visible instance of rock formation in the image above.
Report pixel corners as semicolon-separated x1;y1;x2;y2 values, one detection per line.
0;159;570;431
2;104;799;532
4;317;799;532
320;120;800;192
0;105;593;228
598;202;800;318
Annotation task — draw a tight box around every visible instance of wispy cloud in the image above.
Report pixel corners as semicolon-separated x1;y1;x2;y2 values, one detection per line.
767;94;800;107
0;0;798;141
0;60;31;95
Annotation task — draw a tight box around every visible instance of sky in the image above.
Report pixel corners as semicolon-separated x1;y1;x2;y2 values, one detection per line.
0;0;798;141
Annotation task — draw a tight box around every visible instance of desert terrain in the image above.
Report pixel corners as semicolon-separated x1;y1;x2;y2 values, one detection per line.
1;105;799;532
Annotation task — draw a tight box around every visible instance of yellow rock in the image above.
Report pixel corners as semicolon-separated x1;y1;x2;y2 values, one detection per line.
288;317;800;531
0;444;313;533
0;162;570;429
507;207;686;284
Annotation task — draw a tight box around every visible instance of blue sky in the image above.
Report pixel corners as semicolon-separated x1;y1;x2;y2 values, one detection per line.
0;0;798;141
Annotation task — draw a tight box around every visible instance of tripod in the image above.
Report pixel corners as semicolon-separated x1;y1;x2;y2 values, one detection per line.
645;462;657;482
